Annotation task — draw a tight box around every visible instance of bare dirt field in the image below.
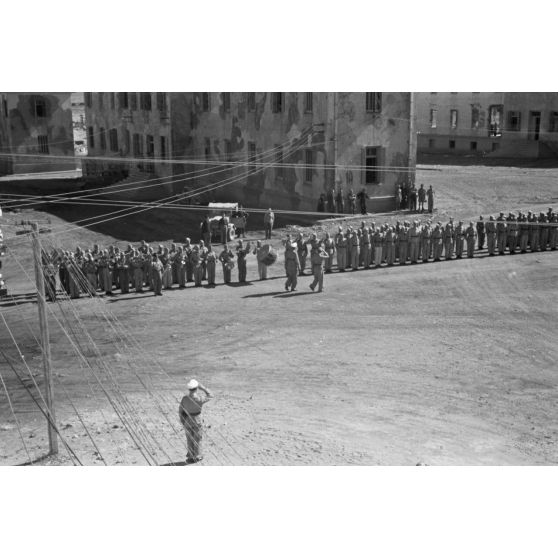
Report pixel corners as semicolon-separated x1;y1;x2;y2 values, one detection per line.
1;164;557;466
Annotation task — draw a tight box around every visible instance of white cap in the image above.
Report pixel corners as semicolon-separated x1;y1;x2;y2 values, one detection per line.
187;379;199;390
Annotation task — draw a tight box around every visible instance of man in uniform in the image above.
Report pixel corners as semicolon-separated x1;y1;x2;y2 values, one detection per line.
264;208;275;240
236;239;251;283
454;220;464;259
485;216;497;256
323;232;336;273
309;243;329;293
179;379;213;464
284;240;301;291
417;184;426;212
398;222;409;264
507;213;519;254
476;216;485;250
539;212;549;251
427;185;434;214
336;188;345;214
549;212;557;250
431;223;443;261
518;212;529;253
335;227;346;271
373;226;384;268
295;233;308;275
496;212;507;255
357;188;369;215
420;221;431;263
408;220;420;263
395;185;402;211
150;254;164;296
349;229;360;270
464;221;476;258
443;220;454;260
347;189;356;215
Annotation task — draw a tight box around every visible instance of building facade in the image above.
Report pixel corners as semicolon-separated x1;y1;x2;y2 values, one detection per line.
83;92;416;211
0;93;12;175
3;93;77;174
416;92;558;159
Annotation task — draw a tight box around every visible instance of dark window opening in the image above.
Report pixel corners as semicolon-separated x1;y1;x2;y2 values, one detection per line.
118;92;129;109
100;128;106;150
130;93;138;111
38;135;49;154
109;128;118;152
508;111;521;132
140;93;152;111
84;92;92;108
98;93;104;109
133;133;142;157
160;136;167;159
110;93;115;110
304;92;313;113
222;93;231;112
247;93;256;111
87;126;95;149
430;109;437;128
202;93;211;112
470;141;477;151
34;97;47;118
364;146;379;184
204;138;211;160
247;141;256;170
304;150;313;182
428;139;435;149
492;142;498;152
471;105;480;129
271;93;283;114
365;92;382;113
224;139;232;161
156;93;167;112
449;140;455;149
548;111;558;133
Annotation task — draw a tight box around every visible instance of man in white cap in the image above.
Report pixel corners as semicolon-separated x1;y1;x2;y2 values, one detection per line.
264;208;275;240
179;379;213;464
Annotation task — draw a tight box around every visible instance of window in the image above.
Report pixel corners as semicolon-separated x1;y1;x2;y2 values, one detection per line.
449;140;455;149
34;97;47;118
123;129;130;154
471;105;480;129
548;112;558;132
140;93;152;111
304;92;313;113
133;133;142;157
37;135;49;154
450;109;458;129
365;92;382;113
247;141;256;169
156;93;167;112
430;109;437;128
222;93;231;112
224;139;232;161
110;93;115;110
2;98;7;118
160;136;167;159
275;144;284;178
130;93;138;111
146;135;154;157
87;126;95;149
271;93;283;113
247;93;256;111
84;92;92;108
470;141;477;151
109;128;118;152
304;150;313;183
508;111;521;131
492;142;498;152
364;146;380;184
118;92;129;109
100;127;106;150
204;138;211;160
488;105;503;137
98;93;104;109
202;93;211;112
428;139;435;149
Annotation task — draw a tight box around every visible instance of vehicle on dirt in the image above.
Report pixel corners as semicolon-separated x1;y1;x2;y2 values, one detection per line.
207;202;237;242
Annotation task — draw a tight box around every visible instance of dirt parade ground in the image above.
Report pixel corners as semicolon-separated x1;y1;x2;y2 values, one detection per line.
0;164;557;466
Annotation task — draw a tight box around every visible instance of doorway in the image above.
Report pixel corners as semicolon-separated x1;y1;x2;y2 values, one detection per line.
529;111;541;140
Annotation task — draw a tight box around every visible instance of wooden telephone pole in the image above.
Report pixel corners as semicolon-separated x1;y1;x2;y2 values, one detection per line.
30;222;58;455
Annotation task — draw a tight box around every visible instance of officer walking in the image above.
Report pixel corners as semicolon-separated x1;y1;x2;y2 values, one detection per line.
179;379;213;464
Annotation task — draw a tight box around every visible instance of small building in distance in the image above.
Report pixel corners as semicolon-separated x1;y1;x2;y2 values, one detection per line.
82;92;416;211
416;92;558;160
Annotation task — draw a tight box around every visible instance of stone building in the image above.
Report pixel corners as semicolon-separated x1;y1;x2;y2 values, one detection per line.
416;92;558;159
2;93;77;174
83;92;416;211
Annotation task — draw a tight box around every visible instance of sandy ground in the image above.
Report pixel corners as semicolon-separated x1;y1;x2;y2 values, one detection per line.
0;164;557;466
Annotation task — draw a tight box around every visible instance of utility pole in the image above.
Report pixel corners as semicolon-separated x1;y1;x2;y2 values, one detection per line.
30;222;58;455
